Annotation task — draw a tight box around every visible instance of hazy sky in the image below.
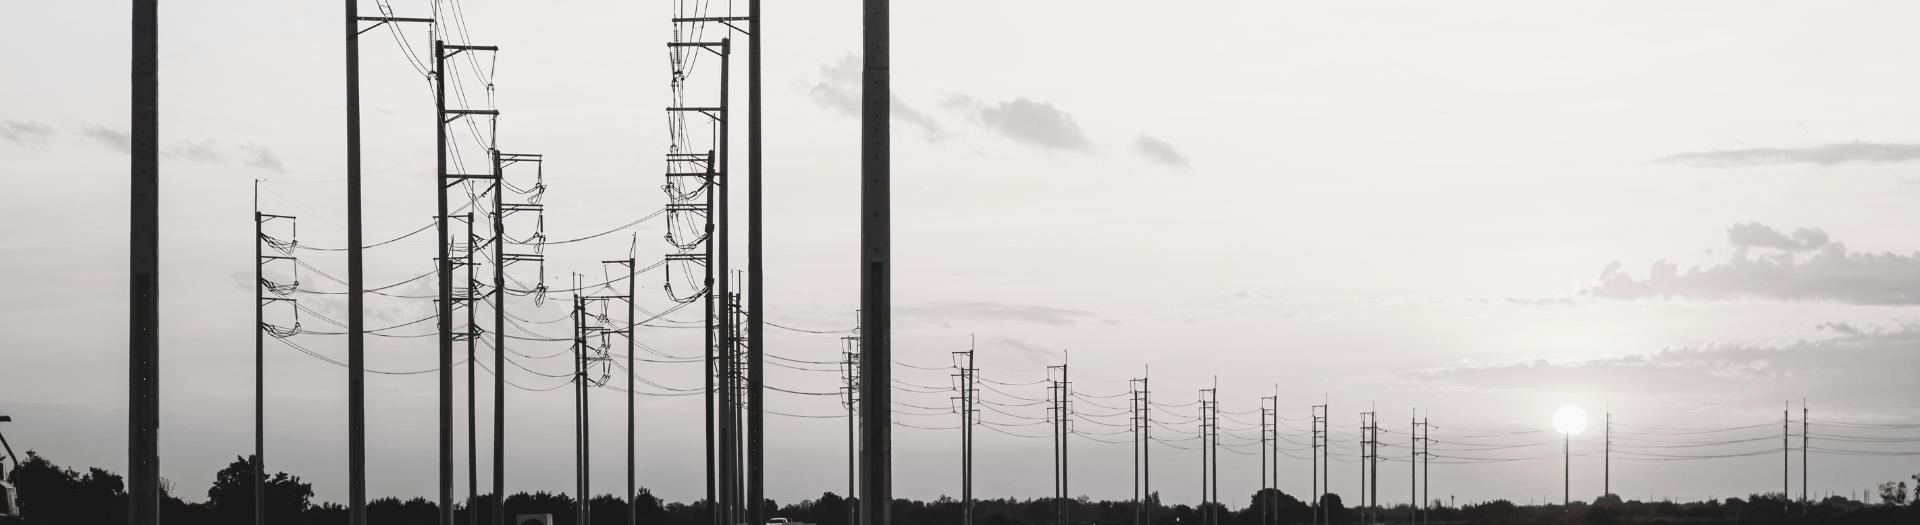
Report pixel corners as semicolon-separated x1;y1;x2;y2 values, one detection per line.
3;0;1919;511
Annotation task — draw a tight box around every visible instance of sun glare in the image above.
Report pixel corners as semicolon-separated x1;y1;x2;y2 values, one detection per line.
1553;405;1588;435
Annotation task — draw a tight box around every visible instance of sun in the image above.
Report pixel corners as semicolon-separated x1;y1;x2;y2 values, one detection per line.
1553;405;1588;435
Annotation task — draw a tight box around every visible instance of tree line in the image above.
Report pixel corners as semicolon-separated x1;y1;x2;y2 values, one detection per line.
3;451;1917;525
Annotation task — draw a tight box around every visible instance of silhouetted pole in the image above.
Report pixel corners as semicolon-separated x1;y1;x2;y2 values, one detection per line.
746;0;766;522
129;0;161;523
1563;430;1570;518
857;0;892;522
434;38;457;525
466;213;478;525
490;151;507;525
1142;373;1150;525
1783;402;1789;515
627;258;637;525
1801;401;1808;515
253;196;266;525
344;3;368;523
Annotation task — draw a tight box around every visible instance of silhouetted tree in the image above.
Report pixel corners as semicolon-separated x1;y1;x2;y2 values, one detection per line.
205;455;315;525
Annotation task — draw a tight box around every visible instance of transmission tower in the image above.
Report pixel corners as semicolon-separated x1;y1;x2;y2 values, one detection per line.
254;204;297;525
952;338;978;525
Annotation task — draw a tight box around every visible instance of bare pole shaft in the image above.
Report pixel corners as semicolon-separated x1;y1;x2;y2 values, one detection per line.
717;38;734;524
746;0;766;521
255;209;266;525
435;38;456;525
129;0;161;523
466;213;477;525
857;0;892;522
344;2;368;523
629;260;637;525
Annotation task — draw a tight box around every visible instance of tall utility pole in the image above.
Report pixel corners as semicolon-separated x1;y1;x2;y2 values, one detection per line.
574;293;588;522
1603;409;1610;499
1422;417;1430;525
129;0;161;523
1783;402;1790;516
1312;404;1326;525
493;151;544;525
457;212;478;525
255;206;296;525
1200;386;1218;525
1261;395;1276;525
744;0;767;521
577;280;629;524
1360;410;1374;525
841;323;861;525
1131;375;1151;525
436;37;499;525
1410;411;1416;524
349;8;432;525
1049;360;1071;525
953;339;977;525
616;258;636;525
858;0;893;522
1801;400;1808;515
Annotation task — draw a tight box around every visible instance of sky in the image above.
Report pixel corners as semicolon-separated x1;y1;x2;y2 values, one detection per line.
3;0;1920;511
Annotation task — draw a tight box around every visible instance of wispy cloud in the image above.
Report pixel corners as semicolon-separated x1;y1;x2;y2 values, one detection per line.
943;95;1092;152
0;120;55;145
895;301;1099;328
983;335;1059;364
239;143;288;173
1398;324;1920;407
1656;142;1920;167
165;139;224;163
81;125;129;153
800;53;943;139
1129;134;1190;168
1584;223;1920;304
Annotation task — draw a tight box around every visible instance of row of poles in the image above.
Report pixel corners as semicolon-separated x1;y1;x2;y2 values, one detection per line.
130;1;898;525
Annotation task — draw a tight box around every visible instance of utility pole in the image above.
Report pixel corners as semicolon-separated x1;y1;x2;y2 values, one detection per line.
1361;410;1374;525
1411;412;1417;525
351;8;434;524
457;212;477;525
493;151;544;525
1050;361;1071;525
1783;402;1789;516
620;257;636;525
254;202;296;525
745;0;767;520
953;338;977;525
129;0;160;523
1200;385;1218;525
1422;417;1430;525
842;321;861;525
577;275;629;525
1261;395;1276;525
664;9;729;519
436;35;499;525
1142;371;1153;525
858;0;893;521
574;292;588;522
1801;400;1808;515
1312;403;1326;525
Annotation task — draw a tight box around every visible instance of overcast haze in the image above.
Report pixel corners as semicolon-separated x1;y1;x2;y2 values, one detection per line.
3;0;1919;511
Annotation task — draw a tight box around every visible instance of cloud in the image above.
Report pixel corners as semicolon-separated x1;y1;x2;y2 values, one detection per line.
983;335;1058;364
1655;142;1920;167
800;53;943;139
164;139;224;163
1;120;55;144
81;125;130;153
1129;135;1190;168
239;143;288;173
895;301;1099;328
1584;224;1920;304
944;95;1092;152
1397;324;1920;406
1727;222;1827;252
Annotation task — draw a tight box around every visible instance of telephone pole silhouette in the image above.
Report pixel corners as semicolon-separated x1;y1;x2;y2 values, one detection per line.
1312;403;1327;525
858;0;894;521
493;151;545;525
953;338;978;525
1203;384;1219;525
1360;410;1375;525
1049;359;1071;525
346;6;431;524
664;7;728;519
1261;394;1277;525
1131;374;1151;525
254;201;297;525
841;321;861;525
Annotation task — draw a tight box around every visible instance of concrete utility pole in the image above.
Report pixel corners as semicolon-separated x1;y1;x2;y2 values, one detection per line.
1801;400;1808;515
129;1;161;523
1311;403;1326;525
858;0;893;523
254;205;297;525
745;0;766;521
